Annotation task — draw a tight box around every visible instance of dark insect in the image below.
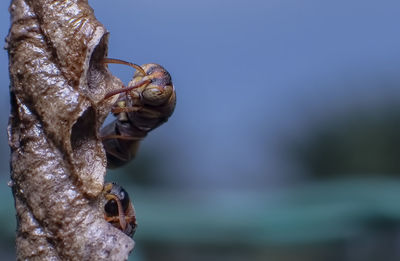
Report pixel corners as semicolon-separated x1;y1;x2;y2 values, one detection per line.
101;58;176;168
103;182;137;237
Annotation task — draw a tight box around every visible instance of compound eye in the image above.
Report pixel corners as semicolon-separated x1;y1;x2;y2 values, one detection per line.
104;199;119;216
119;188;131;212
142;84;173;106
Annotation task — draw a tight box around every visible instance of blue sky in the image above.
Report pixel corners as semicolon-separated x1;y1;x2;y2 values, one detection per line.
1;0;400;189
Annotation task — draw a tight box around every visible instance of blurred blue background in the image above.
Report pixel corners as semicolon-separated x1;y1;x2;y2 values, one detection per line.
2;0;400;260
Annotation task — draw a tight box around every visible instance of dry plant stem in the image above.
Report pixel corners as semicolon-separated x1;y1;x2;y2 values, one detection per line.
6;0;134;260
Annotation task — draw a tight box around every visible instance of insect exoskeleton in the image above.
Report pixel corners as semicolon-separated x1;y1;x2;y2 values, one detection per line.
103;182;137;237
100;58;176;168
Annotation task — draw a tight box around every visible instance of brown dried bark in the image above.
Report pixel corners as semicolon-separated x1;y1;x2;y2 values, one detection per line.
6;0;134;260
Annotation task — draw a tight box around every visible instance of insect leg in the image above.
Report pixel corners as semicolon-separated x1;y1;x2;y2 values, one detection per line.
105;194;127;231
101;134;142;141
111;106;141;114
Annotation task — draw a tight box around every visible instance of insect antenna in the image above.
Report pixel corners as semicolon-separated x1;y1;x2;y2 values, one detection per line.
104;79;151;99
103;58;146;76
